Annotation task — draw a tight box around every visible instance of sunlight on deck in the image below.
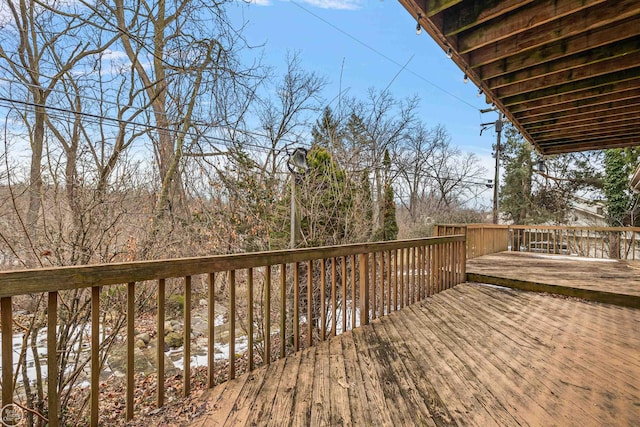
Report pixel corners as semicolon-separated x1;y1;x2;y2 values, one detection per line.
191;283;640;426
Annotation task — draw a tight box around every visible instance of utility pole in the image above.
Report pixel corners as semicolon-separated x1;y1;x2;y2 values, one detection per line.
493;113;503;224
480;107;503;224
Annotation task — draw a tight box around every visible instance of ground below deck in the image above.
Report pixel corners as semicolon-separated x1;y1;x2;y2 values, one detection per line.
191;283;640;426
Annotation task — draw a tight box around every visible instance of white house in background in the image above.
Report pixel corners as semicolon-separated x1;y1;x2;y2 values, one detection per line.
566;196;607;227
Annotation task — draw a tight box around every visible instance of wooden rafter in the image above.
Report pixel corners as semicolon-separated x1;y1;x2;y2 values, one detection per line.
400;0;640;154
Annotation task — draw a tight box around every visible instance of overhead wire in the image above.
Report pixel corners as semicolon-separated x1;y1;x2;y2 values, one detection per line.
289;0;479;111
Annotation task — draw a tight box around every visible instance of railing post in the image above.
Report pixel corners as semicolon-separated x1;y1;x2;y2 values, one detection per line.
48;292;59;427
1;297;12;410
91;287;100;427
359;253;369;326
126;282;135;421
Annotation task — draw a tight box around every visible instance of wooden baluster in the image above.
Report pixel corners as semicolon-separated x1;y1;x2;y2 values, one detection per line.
399;249;404;308
447;242;452;288
386;251;391;315
307;260;313;347
426;245;432;296
359;253;369;326
126;282;135;420
413;246;418;302
280;264;286;358
371;252;377;321
419;246;424;300
48;292;59;427
294;262;300;352
462;239;467;282
342;257;347;334
90;288;99;427
248;269;254;370
307;260;313;349
379;252;384;314
331;257;337;336
351;255;356;329
157;279;166;403
264;267;271;364
229;271;236;379
1;297;12;410
394;250;398;311
184;276;192;396
206;274;214;387
320;260;326;341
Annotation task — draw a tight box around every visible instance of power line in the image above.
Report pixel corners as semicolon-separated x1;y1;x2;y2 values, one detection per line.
0;96;309;155
289;0;478;110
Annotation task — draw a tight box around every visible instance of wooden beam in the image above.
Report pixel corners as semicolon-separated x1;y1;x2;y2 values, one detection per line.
495;51;640;99
466;0;640;63
488;39;640;91
530;117;640;139
513;87;640;119
539;135;640;154
519;100;640;127
501;66;640;106
457;0;606;53
506;74;640;111
533;122;640;142
440;0;535;36
476;17;640;80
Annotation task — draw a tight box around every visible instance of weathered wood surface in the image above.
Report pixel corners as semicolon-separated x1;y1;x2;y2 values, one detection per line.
467;251;640;298
191;283;640;426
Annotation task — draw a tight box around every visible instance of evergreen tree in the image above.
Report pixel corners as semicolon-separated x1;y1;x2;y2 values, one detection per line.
603;148;640;226
377;182;399;241
373;150;398;240
499;128;533;224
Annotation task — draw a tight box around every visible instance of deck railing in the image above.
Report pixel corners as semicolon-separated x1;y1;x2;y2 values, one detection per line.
435;224;640;260
0;235;465;426
434;224;509;259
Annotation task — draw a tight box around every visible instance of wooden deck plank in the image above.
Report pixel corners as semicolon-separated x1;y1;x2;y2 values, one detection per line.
327;334;353;426
310;342;331;426
402;303;519;426
339;331;380;426
193;372;251;427
465;284;640;371
265;352;302;427
351;325;417;426
347;329;395;426
452;284;640;424
467;251;640;303
245;354;287;425
371;317;440;426
429;290;600;426
223;367;270;425
190;281;640;427
291;346;316;426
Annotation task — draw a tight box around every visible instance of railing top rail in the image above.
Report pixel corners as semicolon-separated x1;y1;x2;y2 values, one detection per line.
509;225;640;232
0;235;464;298
434;223;510;229
436;223;640;233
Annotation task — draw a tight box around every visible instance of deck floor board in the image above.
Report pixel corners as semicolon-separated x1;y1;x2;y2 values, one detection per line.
193;283;640;426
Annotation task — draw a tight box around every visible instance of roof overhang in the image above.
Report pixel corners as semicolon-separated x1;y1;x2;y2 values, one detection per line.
399;0;640;155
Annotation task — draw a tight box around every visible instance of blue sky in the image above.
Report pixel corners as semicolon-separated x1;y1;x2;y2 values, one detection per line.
232;0;499;177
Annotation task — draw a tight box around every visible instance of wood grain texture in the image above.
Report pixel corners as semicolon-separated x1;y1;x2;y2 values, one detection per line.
191;282;640;426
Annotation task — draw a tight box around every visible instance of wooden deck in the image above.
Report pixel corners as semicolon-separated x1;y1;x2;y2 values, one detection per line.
191;283;640;426
467;252;640;308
